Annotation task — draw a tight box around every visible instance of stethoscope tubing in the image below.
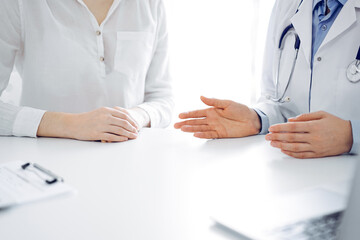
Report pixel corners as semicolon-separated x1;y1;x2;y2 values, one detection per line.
269;28;300;103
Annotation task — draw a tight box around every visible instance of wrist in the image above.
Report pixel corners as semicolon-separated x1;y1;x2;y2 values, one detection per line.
250;109;261;134
37;112;77;138
345;120;354;153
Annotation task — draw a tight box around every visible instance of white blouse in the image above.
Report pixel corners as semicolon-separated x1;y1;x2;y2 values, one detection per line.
0;0;173;137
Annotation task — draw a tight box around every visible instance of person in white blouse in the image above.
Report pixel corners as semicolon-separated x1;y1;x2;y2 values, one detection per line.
0;0;173;142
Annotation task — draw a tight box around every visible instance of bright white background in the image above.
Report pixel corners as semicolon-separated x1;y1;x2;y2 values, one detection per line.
165;0;275;121
1;0;276;125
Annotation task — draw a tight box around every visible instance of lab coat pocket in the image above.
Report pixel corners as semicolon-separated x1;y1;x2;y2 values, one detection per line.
114;31;155;78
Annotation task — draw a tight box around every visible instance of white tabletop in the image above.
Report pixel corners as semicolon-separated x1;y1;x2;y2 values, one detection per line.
0;129;357;240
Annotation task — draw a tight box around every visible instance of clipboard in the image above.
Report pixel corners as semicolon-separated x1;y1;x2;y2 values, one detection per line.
0;161;76;208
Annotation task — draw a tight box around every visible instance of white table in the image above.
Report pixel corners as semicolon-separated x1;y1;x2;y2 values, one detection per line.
0;129;357;240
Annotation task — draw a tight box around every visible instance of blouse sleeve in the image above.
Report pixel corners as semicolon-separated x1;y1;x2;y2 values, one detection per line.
0;0;45;137
137;0;174;128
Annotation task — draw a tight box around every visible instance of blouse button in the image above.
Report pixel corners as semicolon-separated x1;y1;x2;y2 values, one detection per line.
96;30;101;36
100;57;105;62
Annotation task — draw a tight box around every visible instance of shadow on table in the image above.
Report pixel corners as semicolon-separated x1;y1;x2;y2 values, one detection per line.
0;206;12;213
201;136;263;153
210;222;251;240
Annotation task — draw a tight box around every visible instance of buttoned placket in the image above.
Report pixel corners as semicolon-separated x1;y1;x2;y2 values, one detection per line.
95;26;106;78
75;0;122;78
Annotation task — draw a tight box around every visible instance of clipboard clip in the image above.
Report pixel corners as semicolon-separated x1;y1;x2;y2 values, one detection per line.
21;163;64;185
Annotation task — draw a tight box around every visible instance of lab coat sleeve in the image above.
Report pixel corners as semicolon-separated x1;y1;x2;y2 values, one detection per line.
0;0;45;137
350;120;360;154
254;0;287;129
137;0;174;128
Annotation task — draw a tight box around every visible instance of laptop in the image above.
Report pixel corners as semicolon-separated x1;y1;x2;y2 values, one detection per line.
212;162;360;240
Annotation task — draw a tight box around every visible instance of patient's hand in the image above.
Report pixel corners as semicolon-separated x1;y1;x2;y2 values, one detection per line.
174;96;261;139
37;107;139;142
266;111;353;159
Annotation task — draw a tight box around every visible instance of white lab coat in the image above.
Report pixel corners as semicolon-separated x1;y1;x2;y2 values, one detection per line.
256;0;360;127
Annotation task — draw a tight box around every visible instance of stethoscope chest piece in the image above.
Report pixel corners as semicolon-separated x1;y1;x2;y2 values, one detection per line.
347;60;360;83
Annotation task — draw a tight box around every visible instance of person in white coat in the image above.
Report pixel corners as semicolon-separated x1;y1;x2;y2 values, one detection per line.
0;0;173;142
175;0;360;159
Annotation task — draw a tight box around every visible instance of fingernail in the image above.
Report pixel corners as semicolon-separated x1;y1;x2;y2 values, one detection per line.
265;135;271;140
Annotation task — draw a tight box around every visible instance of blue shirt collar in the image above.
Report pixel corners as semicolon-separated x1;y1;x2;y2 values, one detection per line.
313;0;348;10
337;0;348;6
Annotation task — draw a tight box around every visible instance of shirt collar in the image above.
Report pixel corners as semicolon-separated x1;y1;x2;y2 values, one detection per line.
313;0;348;10
337;0;348;6
313;0;323;9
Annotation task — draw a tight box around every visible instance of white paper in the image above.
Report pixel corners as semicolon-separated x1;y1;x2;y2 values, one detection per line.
0;161;76;208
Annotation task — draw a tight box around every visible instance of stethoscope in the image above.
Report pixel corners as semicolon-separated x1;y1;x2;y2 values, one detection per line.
267;24;301;103
347;50;360;82
267;0;360;103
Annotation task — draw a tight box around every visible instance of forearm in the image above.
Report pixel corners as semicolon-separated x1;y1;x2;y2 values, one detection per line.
0;103;46;137
0;101;21;136
37;112;76;138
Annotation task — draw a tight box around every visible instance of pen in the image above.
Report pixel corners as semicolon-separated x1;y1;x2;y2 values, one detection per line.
33;163;64;183
22;162;64;184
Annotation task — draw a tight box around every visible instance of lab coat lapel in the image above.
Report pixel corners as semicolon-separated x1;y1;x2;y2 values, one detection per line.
319;0;360;49
291;0;313;67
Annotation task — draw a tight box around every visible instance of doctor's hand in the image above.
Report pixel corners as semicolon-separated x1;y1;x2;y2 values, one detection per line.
265;111;353;159
174;96;261;139
37;107;139;142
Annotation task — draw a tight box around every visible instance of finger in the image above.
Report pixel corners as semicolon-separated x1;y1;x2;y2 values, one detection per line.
174;119;207;129
200;96;231;109
112;107;139;129
101;133;129;142
269;122;311;133
179;109;208;119
281;150;317;159
106;126;138;139
265;133;309;143
193;131;219;139
181;125;212;133
109;116;138;133
288;111;326;122
270;141;312;152
110;108;139;129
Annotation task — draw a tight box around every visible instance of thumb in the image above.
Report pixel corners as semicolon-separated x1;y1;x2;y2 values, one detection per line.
289;111;326;122
200;96;230;109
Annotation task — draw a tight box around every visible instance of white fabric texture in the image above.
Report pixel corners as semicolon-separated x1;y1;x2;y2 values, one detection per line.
0;0;173;137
